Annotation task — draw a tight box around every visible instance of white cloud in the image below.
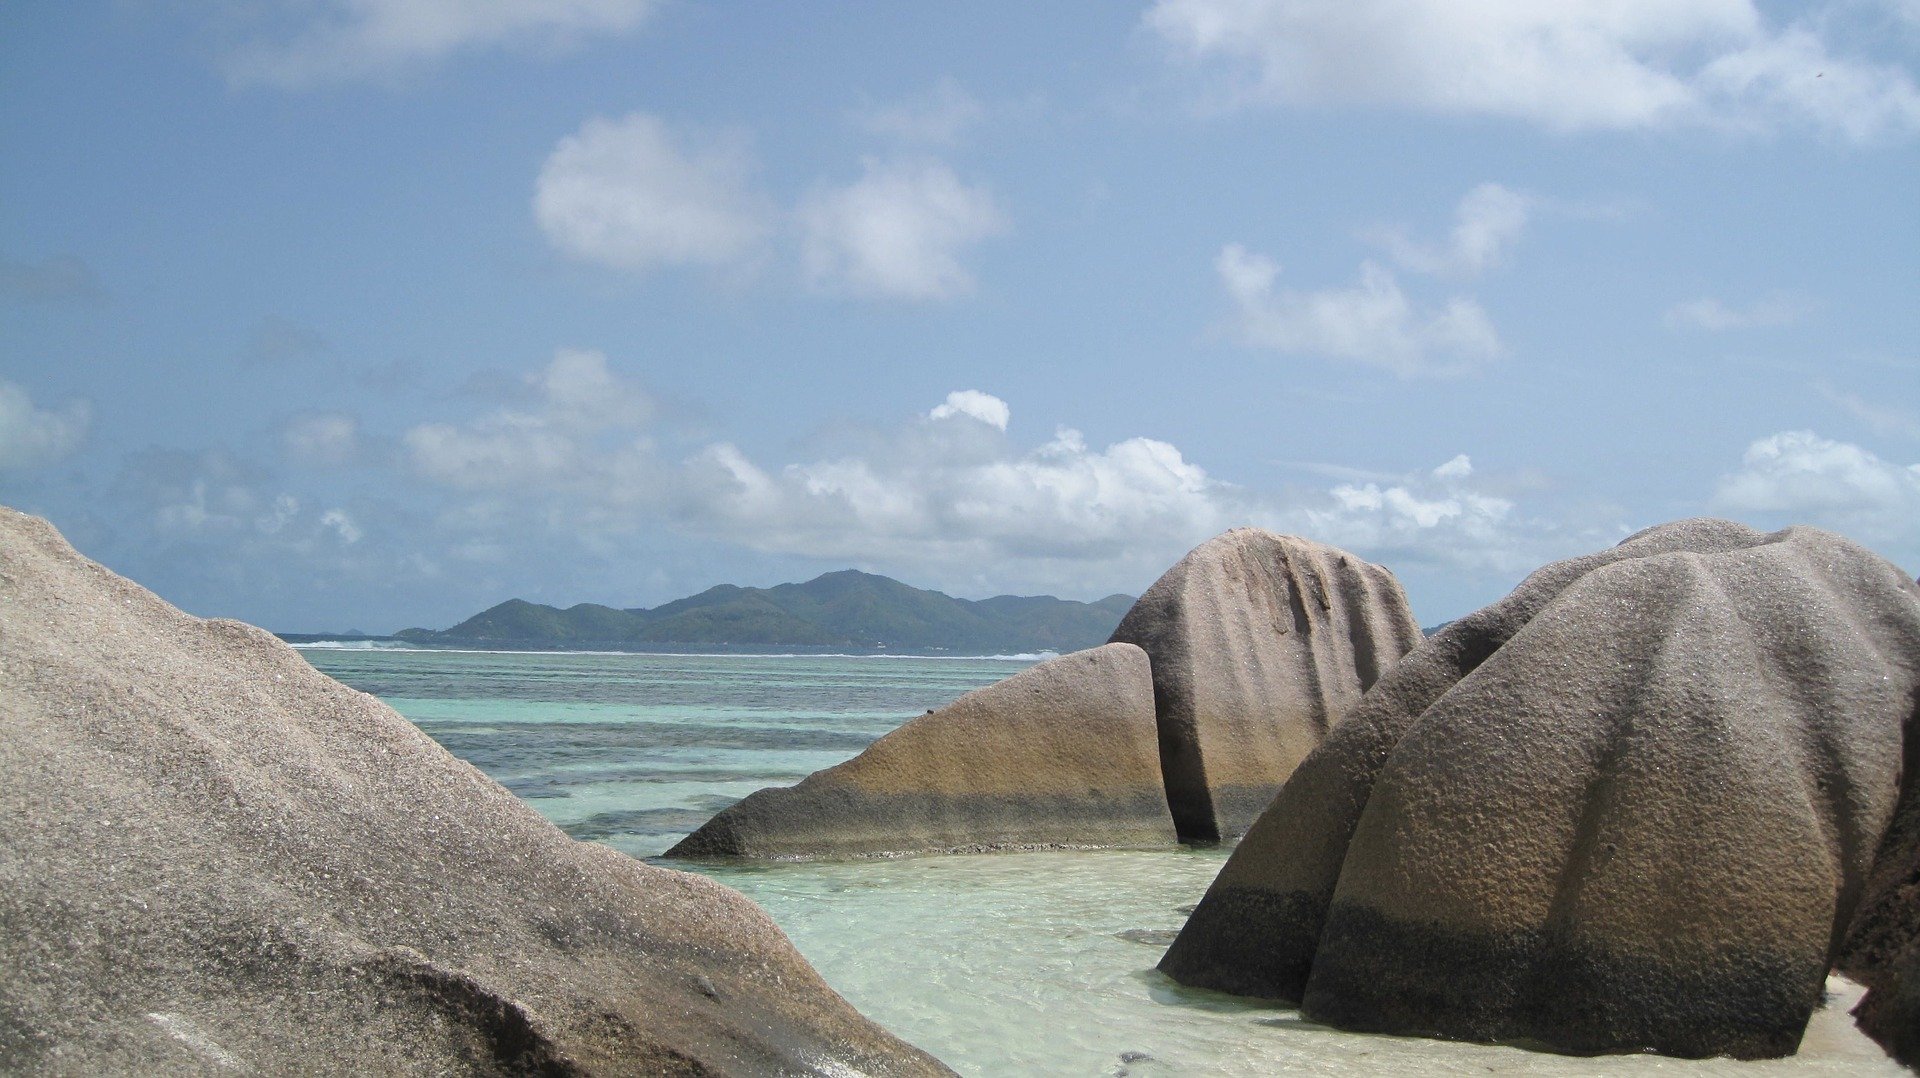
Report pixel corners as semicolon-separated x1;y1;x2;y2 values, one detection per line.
1277;454;1570;577
1217;245;1502;376
1695;24;1920;142
800;157;1007;301
928;390;1011;430
858;79;987;146
1370;183;1534;278
535;113;772;273
1145;0;1920;140
673;395;1593;590
282;412;360;465
1663;293;1813;330
404;348;659;495
678;398;1236;571
1713;431;1920;545
391;355;1611;603
0;380;90;469
320;508;363;544
227;0;656;87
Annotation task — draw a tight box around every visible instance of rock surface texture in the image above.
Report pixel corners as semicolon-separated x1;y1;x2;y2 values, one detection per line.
1108;528;1422;842
1160;519;1920;1060
1840;705;1920;1068
668;643;1175;859
0;506;949;1076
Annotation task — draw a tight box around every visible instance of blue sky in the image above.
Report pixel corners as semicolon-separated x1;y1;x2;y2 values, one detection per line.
3;1;1917;632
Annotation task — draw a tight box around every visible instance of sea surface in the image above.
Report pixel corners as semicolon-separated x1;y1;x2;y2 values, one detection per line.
299;645;1901;1077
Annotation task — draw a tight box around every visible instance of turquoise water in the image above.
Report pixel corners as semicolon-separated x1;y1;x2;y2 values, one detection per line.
301;646;1902;1076
303;647;1021;856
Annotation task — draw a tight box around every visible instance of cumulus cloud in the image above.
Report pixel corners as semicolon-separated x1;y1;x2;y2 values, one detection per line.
1369;183;1534;278
857;79;987;146
1145;0;1920;140
678;403;1235;571
1663;294;1813;330
393;352;1611;603
282;412;361;465
800;157;1007;300
0;380;91;469
1713;430;1920;545
928;389;1011;430
1217;245;1502;376
1275;453;1583;579
227;0;657;87
535;113;772;273
672;395;1596;595
404;348;659;495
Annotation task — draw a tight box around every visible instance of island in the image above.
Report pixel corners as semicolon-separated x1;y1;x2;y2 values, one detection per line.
390;569;1136;654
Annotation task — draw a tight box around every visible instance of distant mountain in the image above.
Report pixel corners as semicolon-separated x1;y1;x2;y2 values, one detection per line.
395;570;1137;654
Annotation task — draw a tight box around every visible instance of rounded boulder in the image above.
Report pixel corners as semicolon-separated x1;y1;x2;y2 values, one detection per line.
1109;528;1422;842
667;643;1175;859
1161;519;1920;1060
0;506;949;1076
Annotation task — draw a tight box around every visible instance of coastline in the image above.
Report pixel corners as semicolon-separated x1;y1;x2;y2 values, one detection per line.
281;635;1060;661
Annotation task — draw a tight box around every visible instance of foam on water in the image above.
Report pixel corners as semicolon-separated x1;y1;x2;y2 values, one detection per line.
304;648;1903;1076
288;639;420;650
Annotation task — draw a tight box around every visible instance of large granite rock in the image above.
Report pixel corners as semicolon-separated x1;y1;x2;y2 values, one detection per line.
1160;519;1920;1060
0;506;948;1076
667;643;1175;859
1841;716;1920;1068
1854;946;1920;1069
1109;528;1422;842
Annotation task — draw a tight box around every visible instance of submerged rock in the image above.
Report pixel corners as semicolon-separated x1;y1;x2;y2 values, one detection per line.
0;506;948;1076
667;643;1175;859
1161;519;1920;1060
1109;528;1422;842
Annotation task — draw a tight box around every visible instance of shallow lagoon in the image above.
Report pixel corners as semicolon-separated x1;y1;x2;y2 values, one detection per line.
302;647;1901;1076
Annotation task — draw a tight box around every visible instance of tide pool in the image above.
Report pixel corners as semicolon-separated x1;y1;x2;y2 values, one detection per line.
301;647;1902;1076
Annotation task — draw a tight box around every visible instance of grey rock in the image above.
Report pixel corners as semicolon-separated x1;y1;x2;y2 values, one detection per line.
1161;518;1920;1060
0;506;949;1076
1109;528;1422;841
667;643;1175;859
1840;709;1920;1068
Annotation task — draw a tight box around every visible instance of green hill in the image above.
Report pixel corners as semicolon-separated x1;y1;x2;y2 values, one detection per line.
396;571;1135;654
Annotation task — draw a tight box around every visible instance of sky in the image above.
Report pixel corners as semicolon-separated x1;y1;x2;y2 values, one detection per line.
2;1;1917;634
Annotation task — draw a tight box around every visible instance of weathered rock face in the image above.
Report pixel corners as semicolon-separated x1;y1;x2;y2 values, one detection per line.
1108;528;1422;842
1160;519;1920;1060
1853;945;1920;1068
0;507;949;1076
667;643;1175;859
1841;720;1920;1068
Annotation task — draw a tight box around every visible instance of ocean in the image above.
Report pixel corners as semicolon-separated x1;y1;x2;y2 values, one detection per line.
298;645;1901;1077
